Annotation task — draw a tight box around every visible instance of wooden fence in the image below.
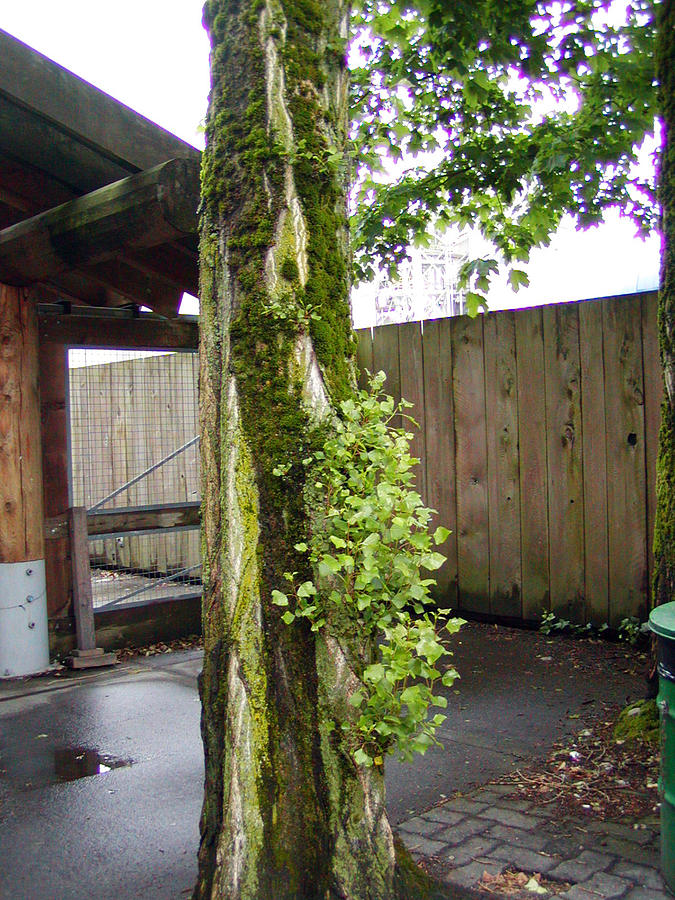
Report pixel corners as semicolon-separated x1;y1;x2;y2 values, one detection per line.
68;351;200;576
356;291;663;627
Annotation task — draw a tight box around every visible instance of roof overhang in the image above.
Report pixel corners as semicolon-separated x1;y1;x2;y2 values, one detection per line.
0;28;201;316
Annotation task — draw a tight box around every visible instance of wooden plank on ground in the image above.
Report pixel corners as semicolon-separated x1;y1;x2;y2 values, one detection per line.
603;296;648;626
422;318;458;605
398;321;427;504
579;298;609;626
355;328;374;391
542;303;585;621
452;314;489;614
515;306;550;623
641;291;663;602
484;310;521;618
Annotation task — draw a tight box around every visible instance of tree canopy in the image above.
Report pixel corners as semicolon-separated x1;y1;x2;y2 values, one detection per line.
350;0;658;312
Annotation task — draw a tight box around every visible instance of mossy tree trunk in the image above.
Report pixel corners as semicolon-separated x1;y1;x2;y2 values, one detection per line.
194;2;400;898
654;0;675;614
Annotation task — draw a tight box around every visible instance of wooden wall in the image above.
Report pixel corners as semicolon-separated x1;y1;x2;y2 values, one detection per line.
356;291;663;627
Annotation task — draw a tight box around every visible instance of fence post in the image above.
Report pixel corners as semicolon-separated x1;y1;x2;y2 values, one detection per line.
66;506;117;668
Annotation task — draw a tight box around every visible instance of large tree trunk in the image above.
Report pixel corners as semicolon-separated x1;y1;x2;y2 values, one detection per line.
194;2;400;897
654;0;675;611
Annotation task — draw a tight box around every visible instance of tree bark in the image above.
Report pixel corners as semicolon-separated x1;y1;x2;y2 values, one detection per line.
653;0;675;613
648;0;675;696
194;2;399;897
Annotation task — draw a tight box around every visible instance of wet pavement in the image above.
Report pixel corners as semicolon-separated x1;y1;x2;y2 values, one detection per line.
0;652;204;900
0;624;664;899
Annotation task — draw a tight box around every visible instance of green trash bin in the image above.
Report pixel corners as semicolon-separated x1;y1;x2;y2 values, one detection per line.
649;601;675;894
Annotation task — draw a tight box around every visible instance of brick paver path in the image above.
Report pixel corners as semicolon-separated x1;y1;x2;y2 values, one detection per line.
397;784;669;899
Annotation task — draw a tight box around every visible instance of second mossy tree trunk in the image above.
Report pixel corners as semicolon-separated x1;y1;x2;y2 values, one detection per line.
194;2;404;898
654;0;675;615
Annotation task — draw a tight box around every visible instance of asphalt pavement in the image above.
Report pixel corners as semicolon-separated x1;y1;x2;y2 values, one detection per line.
0;623;650;900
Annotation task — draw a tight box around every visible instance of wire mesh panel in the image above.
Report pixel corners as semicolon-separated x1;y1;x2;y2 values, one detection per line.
67;348;201;610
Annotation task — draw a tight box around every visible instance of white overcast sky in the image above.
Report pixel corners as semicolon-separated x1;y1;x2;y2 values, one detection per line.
1;1;661;321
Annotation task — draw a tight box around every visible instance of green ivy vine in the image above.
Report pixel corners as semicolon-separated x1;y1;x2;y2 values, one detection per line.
272;372;464;766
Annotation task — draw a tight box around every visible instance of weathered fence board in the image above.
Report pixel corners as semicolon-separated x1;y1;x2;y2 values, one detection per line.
357;290;660;626
515;306;550;622
398;321;427;504
603;298;647;626
422;318;458;603
452;314;490;615
372;324;401;427
542;303;585;622
578;299;609;626
356;329;374;389
484;310;521;618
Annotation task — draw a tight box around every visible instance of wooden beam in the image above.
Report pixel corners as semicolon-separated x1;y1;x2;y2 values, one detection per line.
66;257;186;317
0;159;199;286
0;284;44;563
29;263;185;316
46;502;200;541
38;308;198;350
0;28;199;186
126;241;199;297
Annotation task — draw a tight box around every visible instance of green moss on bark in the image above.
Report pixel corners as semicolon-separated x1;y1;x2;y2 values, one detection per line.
654;0;675;611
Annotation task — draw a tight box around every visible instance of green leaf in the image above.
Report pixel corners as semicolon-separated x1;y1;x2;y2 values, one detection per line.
364;663;385;683
354;748;373;767
281;611;296;625
442;669;459;687
271;590;289;607
433;526;451;546
318;555;341;577
507;269;530;292
421;552;446;571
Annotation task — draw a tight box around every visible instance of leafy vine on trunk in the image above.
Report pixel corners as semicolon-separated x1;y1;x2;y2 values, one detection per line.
272;373;463;766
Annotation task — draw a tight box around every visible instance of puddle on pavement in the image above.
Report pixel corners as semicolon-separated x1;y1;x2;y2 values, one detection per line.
0;745;134;789
53;747;132;782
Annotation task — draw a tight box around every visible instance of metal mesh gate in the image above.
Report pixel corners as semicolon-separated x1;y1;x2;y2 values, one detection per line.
67;348;201;610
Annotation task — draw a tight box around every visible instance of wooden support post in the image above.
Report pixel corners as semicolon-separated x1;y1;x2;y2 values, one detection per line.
66;506;116;668
38;341;70;618
0;285;45;564
0;284;51;676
